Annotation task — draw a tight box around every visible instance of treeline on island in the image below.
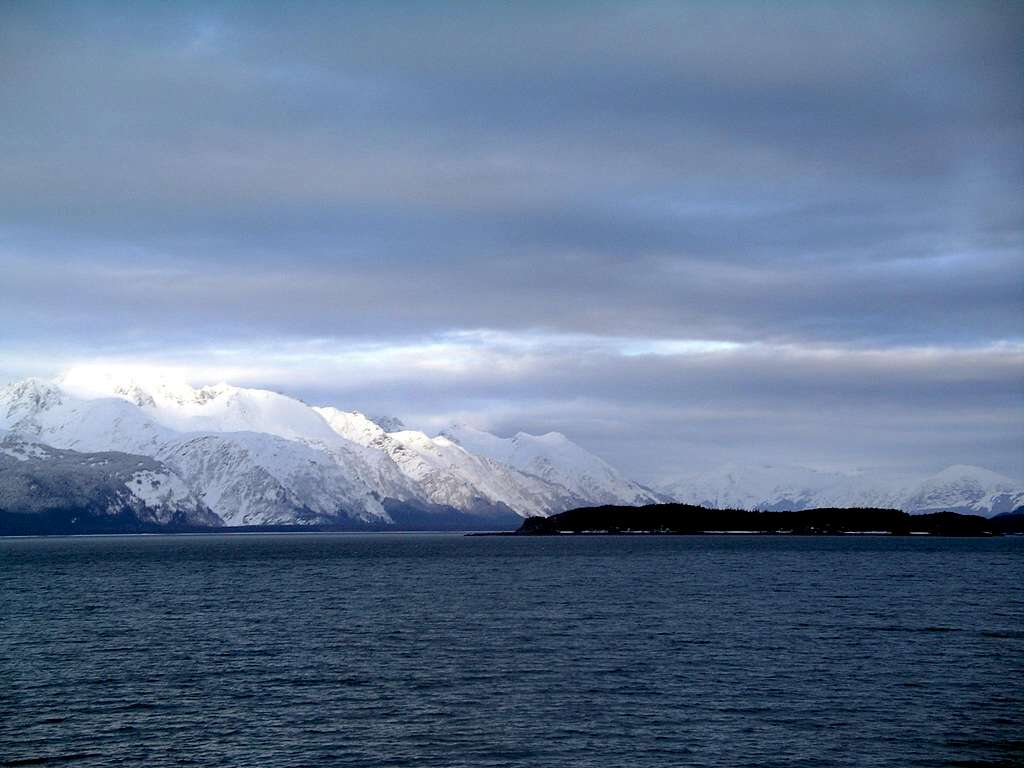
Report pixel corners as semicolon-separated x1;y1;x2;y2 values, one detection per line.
514;504;1024;536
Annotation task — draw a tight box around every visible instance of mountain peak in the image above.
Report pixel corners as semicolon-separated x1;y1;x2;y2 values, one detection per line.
2;377;62;402
0;378;65;425
314;407;386;446
443;423;659;506
369;414;405;433
52;367;338;443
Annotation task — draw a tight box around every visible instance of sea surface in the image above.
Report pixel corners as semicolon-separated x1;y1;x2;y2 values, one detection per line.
1;534;1022;768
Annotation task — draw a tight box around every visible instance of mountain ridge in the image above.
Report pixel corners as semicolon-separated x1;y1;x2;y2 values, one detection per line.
1;368;655;528
2;367;1020;532
663;462;1024;517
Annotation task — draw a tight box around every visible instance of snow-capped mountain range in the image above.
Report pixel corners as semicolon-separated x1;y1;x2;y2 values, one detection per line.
2;367;1020;532
0;367;660;530
662;463;1024;517
440;424;657;507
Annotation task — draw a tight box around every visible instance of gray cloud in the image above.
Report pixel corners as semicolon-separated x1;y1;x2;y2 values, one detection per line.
1;1;1021;479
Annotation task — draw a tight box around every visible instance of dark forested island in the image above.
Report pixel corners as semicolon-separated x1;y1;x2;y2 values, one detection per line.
4;499;1023;537
511;504;1024;536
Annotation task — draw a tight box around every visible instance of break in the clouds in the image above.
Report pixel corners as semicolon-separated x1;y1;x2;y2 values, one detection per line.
1;1;1022;480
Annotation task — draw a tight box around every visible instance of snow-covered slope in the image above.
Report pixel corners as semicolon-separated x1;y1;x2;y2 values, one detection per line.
664;463;1024;517
3;371;660;524
902;465;1024;516
57;366;340;442
0;378;391;525
156;432;390;526
1;378;176;455
441;424;663;507
315;409;582;516
380;430;581;517
314;407;388;447
0;433;219;527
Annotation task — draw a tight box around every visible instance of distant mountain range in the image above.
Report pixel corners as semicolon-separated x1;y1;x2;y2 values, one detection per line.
1;366;1020;533
663;463;1024;518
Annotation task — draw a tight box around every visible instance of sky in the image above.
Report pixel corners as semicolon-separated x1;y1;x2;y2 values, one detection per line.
1;1;1022;483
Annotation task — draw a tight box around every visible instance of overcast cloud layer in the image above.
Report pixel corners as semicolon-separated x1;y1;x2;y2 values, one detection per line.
1;1;1022;481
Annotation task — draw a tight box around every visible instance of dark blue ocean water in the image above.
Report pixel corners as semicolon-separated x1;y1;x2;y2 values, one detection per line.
1;534;1022;768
